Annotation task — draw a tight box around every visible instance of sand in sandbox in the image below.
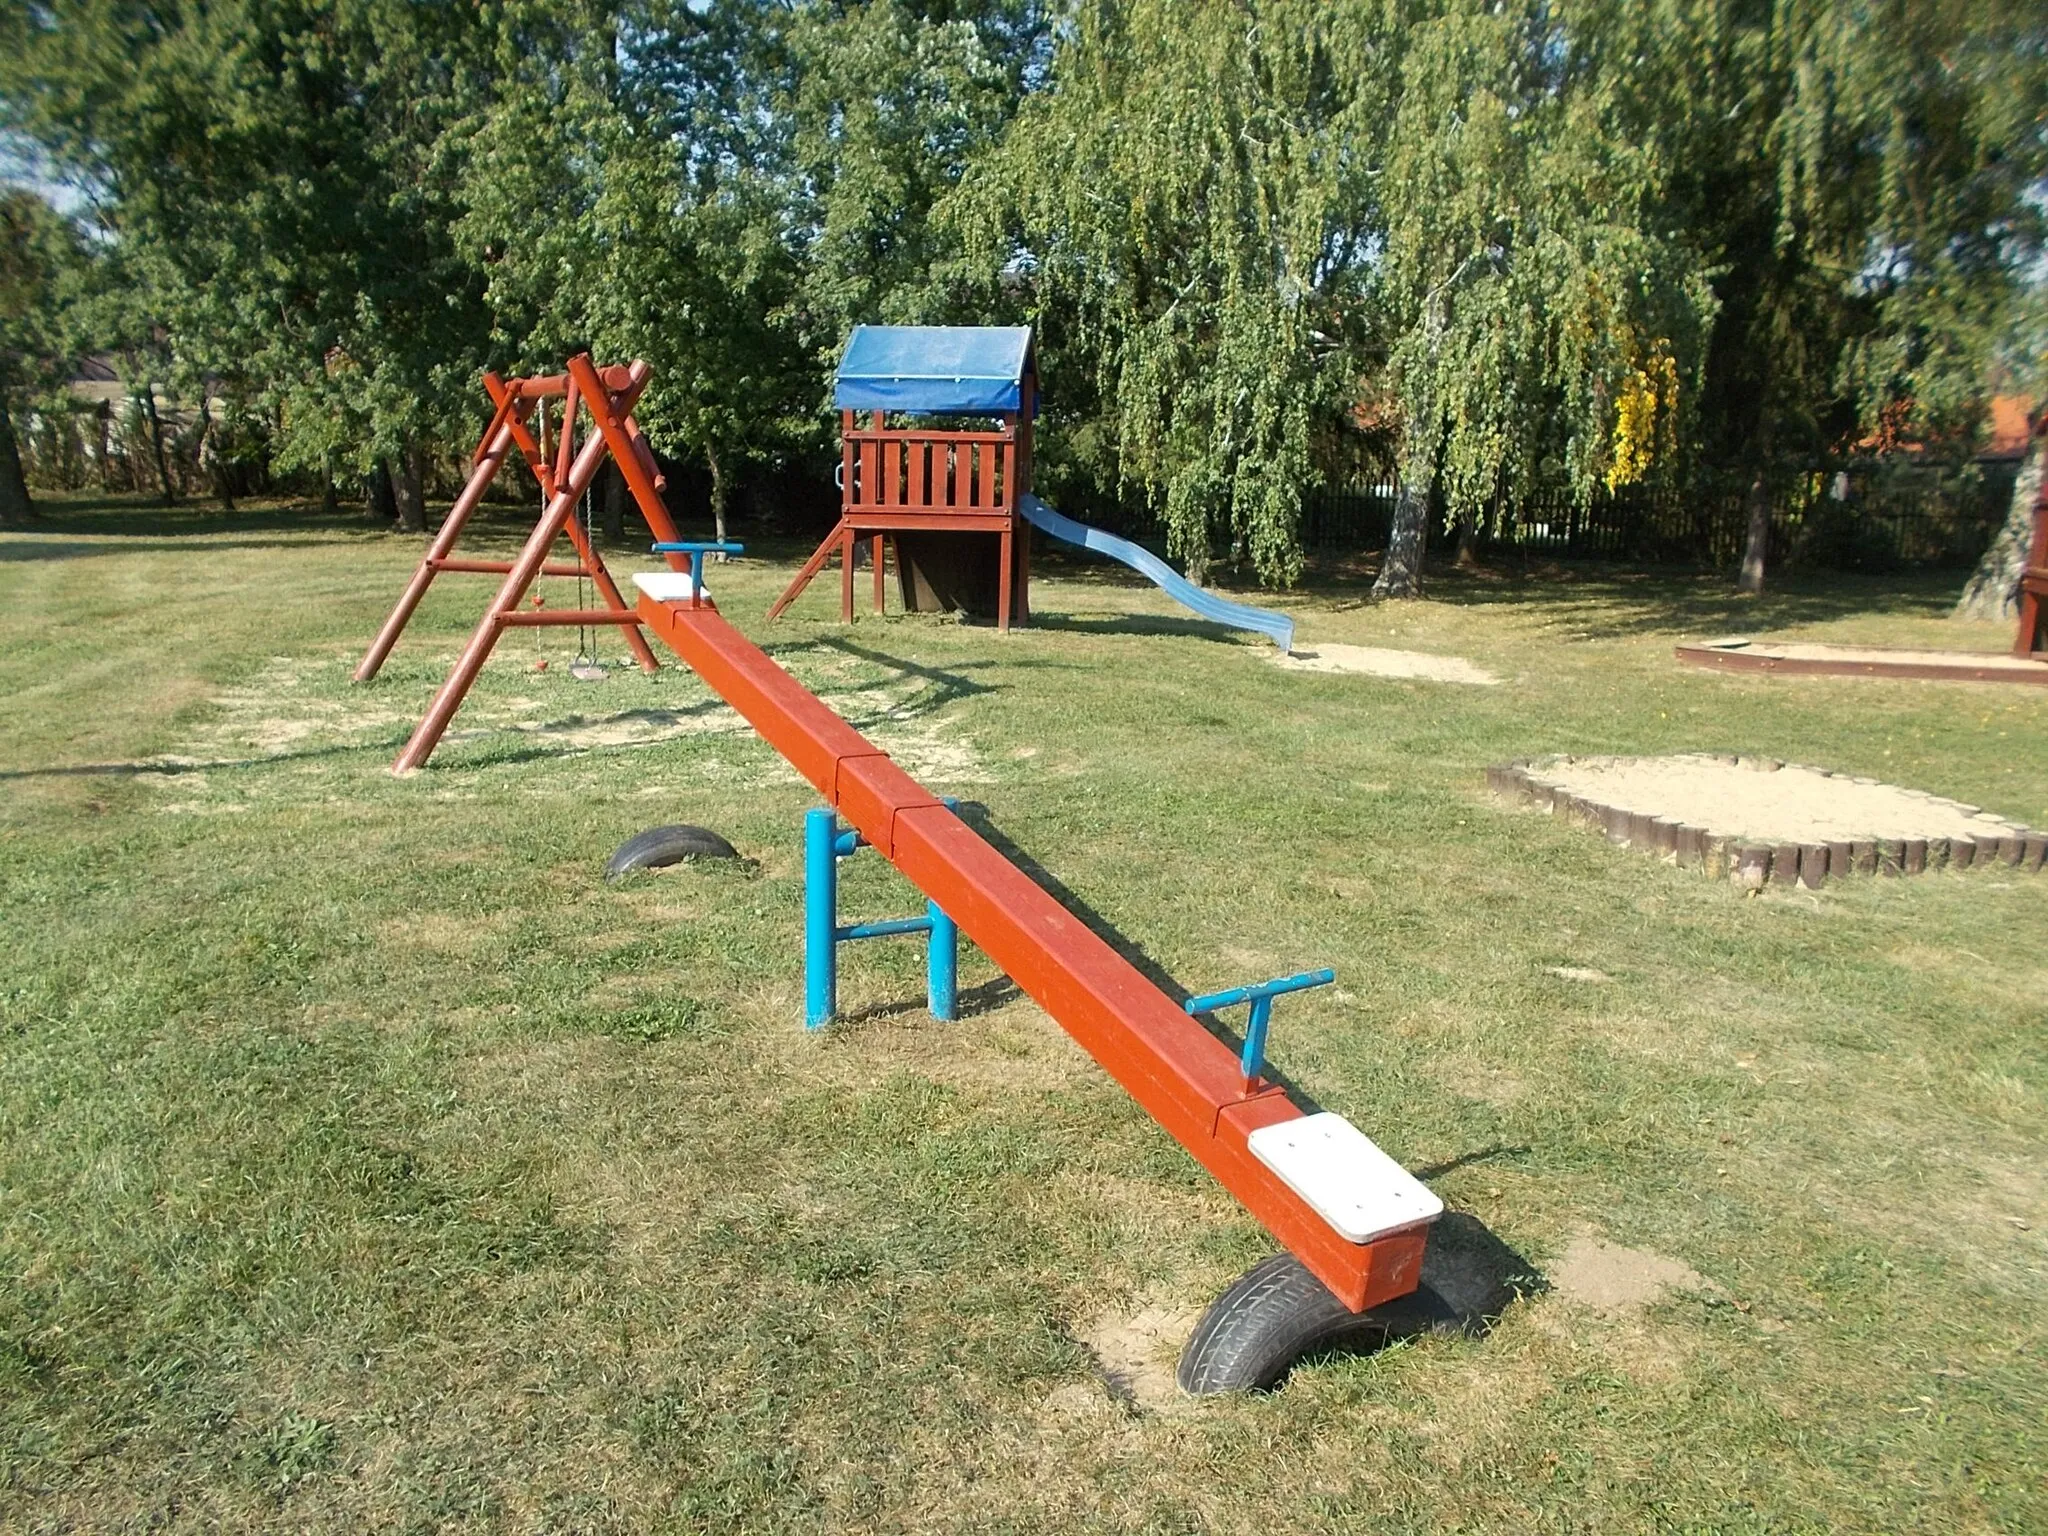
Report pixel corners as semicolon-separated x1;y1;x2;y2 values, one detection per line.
1276;644;1499;685
1528;753;2019;844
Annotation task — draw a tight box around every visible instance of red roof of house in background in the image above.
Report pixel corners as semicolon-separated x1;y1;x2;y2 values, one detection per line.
1855;394;2037;460
1986;396;2036;459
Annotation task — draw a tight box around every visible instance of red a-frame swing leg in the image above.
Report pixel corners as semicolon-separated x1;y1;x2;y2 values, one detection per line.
391;367;655;773
485;367;664;675
562;354;691;563
355;412;524;683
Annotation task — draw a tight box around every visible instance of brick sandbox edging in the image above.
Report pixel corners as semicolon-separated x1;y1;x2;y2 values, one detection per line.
1487;756;2047;890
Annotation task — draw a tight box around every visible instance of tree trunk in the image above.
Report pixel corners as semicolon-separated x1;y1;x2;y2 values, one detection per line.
392;444;426;533
1954;426;2045;621
600;461;625;542
140;385;176;506
199;388;233;510
0;394;34;525
1372;478;1431;598
1454;505;1479;567
366;460;398;524
1737;468;1770;594
707;443;728;559
95;401;113;492
321;451;337;516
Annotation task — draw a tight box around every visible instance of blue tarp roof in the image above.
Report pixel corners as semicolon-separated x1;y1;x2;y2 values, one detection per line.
834;325;1035;414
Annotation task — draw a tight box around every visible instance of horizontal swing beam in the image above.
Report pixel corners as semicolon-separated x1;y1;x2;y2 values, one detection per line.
429;558;592;578
497;609;649;627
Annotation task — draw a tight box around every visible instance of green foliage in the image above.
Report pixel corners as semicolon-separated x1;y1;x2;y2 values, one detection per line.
953;0;1371;584
1600;0;2048;464
958;1;1715;586
779;0;1042;340
1;0;499;472
1;0;2040;578
0;187;85;396
1368;3;1714;530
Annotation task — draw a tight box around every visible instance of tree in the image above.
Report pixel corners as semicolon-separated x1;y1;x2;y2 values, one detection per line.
1955;419;2046;622
957;1;1706;592
953;1;1385;584
0;0;503;527
454;2;816;542
1363;2;1711;596
0;187;85;524
1597;0;2048;594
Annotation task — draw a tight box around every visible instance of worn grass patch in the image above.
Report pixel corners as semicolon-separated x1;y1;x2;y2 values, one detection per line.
2;493;2044;1531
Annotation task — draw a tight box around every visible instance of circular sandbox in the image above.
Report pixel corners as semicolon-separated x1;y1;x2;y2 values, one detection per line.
1489;753;2044;889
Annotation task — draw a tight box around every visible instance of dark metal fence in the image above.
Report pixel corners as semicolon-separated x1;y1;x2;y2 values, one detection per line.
1300;460;2018;571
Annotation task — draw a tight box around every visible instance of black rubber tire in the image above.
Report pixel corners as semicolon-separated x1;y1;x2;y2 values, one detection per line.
604;824;739;880
1176;1253;1449;1396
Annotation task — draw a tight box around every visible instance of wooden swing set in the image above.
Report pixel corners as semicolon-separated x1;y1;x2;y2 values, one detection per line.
355;356;695;772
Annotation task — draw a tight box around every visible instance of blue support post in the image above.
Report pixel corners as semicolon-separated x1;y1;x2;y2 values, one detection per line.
804;807;838;1029
649;541;747;604
1182;967;1335;1086
803;798;964;1030
1241;995;1275;1082
927;900;958;1022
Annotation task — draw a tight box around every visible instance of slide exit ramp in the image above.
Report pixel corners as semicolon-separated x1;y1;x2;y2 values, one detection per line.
632;581;1432;1314
1017;493;1294;653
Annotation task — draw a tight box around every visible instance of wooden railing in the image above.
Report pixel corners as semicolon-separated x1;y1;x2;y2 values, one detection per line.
842;428;1015;514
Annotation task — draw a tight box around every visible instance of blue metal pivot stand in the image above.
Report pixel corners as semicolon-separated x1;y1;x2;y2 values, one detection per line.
1182;968;1336;1086
804;806;958;1029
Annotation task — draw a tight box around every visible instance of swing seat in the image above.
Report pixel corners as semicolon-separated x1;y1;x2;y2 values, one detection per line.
1245;1113;1443;1244
632;571;700;603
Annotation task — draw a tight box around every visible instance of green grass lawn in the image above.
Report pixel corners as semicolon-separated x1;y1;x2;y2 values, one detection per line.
3;493;2043;1533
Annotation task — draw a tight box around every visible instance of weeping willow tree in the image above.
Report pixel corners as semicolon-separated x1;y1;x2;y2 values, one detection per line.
1362;3;1715;596
951;0;1710;591
949;0;1384;585
1578;0;2048;596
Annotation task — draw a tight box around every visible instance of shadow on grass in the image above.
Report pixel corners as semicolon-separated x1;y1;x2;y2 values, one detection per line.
1022;611;1255;648
1304;553;1965;638
0;534;393;562
0;491;628;557
830;975;1024;1030
807;635;1005;704
953;801;1344;1100
0;737;405;781
1295;1211;1550;1380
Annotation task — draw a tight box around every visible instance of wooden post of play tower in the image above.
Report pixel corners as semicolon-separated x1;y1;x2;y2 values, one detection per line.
768;326;1035;631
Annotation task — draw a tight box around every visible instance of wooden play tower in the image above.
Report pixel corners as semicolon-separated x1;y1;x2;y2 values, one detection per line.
768;326;1036;631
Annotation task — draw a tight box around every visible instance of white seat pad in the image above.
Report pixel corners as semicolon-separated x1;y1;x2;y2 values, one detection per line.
1246;1112;1444;1243
632;571;699;602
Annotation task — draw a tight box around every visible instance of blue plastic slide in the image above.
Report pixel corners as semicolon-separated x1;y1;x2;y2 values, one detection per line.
1017;494;1294;653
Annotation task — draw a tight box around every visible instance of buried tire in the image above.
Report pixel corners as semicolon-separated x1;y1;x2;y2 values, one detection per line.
604;824;739;880
1175;1253;1454;1396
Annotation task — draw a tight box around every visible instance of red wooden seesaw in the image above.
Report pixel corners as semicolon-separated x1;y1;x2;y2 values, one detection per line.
365;353;1448;1394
